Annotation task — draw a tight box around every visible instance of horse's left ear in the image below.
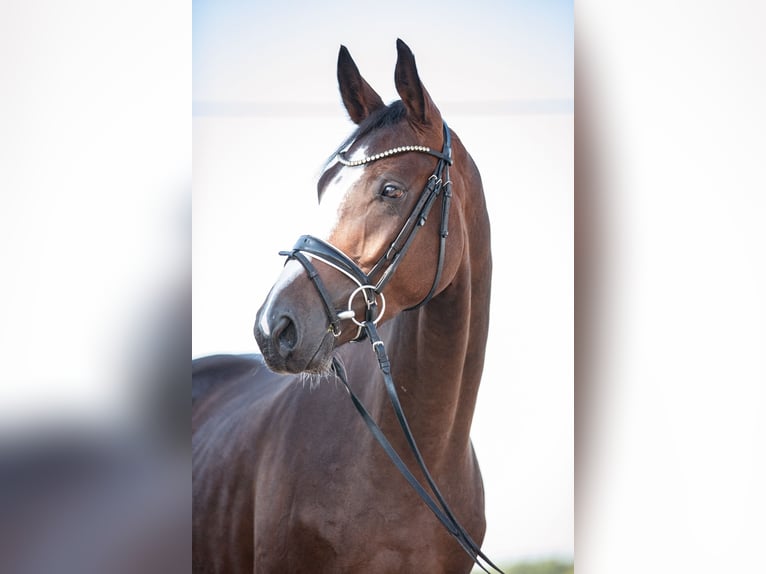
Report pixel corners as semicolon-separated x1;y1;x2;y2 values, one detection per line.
394;39;440;128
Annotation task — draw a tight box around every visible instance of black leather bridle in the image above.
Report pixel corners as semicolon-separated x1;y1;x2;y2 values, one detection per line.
278;122;504;574
280;122;453;340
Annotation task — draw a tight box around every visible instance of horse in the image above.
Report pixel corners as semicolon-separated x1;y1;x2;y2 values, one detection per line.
193;39;494;573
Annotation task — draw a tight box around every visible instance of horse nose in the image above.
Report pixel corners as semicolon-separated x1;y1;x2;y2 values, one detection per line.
255;306;300;359
272;314;298;357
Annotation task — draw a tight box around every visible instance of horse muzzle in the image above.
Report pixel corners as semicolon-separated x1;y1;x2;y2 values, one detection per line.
254;260;338;374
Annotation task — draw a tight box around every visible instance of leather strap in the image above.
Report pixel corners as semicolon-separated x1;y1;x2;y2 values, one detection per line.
283;236;370;288
284;251;344;336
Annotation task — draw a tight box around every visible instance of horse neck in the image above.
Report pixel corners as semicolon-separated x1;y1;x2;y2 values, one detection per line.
384;158;491;467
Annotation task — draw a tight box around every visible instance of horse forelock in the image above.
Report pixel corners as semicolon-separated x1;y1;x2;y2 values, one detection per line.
322;101;409;169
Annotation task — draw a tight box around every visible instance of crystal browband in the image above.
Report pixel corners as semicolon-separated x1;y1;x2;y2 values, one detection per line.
337;144;448;167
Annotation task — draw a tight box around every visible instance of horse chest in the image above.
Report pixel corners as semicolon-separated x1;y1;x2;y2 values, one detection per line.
253;443;476;573
259;490;470;573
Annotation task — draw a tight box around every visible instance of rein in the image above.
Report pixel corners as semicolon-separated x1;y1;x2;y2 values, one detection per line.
280;122;504;574
332;325;503;574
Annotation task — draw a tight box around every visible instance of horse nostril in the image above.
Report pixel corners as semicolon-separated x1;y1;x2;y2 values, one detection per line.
273;315;298;356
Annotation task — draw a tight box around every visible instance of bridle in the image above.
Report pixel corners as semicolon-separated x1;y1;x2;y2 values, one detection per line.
279;122;453;341
278;121;504;574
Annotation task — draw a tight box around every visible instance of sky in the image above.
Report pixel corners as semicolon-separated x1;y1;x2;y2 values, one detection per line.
193;0;573;566
193;0;573;106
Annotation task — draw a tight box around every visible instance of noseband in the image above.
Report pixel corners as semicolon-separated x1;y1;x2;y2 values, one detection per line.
279;122;453;339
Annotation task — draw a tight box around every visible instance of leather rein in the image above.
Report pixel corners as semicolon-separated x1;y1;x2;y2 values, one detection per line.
279;122;504;574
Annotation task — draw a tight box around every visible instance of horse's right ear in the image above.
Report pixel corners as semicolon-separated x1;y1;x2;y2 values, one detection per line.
337;45;385;124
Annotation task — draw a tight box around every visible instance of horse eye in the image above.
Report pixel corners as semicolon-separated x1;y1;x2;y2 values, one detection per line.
380;184;405;199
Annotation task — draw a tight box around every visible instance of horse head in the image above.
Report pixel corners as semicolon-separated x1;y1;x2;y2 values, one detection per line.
255;40;466;374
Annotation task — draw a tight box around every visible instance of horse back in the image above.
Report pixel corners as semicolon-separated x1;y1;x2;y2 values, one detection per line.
192;353;264;404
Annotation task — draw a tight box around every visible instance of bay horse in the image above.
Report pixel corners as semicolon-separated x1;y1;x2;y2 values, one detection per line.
193;39;494;573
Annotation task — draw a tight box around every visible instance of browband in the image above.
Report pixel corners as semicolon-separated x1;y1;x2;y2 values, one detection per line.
337;144;452;167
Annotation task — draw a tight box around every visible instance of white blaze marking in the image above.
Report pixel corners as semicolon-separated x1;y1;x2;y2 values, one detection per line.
312;146;368;238
258;259;304;336
260;147;369;335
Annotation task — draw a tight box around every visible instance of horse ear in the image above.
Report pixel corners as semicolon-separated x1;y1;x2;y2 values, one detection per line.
394;39;439;127
337;45;385;124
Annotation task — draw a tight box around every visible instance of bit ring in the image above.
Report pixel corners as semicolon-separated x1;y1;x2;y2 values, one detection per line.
345;285;386;327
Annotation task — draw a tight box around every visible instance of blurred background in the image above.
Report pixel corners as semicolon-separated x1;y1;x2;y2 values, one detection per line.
192;0;574;568
577;2;766;572
1;1;189;572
